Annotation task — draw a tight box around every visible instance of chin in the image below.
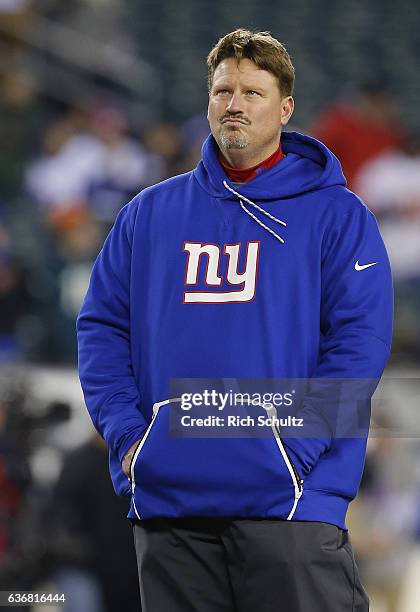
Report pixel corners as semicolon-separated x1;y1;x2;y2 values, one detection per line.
220;133;249;150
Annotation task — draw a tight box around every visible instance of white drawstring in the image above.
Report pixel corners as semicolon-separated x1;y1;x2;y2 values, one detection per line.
222;180;286;244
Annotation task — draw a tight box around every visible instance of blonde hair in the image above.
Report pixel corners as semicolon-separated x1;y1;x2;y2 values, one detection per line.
207;28;295;96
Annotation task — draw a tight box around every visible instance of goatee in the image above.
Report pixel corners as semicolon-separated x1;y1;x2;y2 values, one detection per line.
220;132;249;150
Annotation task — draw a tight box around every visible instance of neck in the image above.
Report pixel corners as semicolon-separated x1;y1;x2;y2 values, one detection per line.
218;138;281;169
219;142;284;184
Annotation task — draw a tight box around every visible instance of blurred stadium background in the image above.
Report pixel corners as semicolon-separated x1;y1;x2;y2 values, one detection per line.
1;1;420;611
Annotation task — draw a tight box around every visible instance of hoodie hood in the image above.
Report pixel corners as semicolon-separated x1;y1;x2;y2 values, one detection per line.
193;131;346;201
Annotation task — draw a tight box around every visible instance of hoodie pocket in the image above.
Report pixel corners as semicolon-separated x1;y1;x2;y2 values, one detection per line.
130;399;303;520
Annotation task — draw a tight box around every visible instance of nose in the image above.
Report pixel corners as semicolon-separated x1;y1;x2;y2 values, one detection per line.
226;90;244;114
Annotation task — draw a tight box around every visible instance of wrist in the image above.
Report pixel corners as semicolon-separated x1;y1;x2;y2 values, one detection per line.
122;438;143;477
124;449;136;463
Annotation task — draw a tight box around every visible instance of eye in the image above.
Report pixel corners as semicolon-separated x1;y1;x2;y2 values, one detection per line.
246;90;260;96
214;88;230;96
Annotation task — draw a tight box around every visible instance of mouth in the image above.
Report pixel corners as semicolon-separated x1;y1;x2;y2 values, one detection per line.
221;118;248;126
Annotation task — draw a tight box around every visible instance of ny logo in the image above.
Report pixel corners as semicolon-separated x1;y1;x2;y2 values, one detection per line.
183;241;260;303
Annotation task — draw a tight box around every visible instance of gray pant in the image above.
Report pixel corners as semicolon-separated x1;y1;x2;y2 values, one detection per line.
132;517;369;612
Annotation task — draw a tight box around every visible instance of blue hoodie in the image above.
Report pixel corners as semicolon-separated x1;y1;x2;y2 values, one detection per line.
77;131;393;530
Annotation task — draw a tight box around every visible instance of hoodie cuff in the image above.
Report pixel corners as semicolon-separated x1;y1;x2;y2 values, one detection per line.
283;433;332;479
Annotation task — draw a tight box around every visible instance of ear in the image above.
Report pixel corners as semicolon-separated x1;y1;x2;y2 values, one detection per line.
206;91;211;121
280;96;294;126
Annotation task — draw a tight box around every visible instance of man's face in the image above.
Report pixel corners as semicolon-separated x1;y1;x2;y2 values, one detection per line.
207;58;294;164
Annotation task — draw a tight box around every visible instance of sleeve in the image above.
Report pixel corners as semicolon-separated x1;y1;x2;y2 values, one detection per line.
282;200;394;478
76;200;148;465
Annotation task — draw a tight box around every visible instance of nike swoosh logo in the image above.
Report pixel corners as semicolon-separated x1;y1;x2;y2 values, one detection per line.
355;260;378;271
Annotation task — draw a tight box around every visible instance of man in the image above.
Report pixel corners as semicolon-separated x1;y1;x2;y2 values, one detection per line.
77;29;393;611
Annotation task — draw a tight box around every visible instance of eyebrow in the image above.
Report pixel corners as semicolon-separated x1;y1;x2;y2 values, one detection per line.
212;82;265;92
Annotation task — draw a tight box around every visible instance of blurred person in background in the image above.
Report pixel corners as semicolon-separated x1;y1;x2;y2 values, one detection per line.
0;217;33;361
25;103;155;230
23;103;157;363
78;28;393;612
0;396;29;579
0;379;69;596
87;104;152;225
43;432;141;612
354;134;420;359
354;133;420;220
24;107;96;225
23;104;152;362
310;79;405;191
347;429;418;612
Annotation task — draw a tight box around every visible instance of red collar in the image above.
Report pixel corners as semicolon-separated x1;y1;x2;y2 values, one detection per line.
219;144;283;183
